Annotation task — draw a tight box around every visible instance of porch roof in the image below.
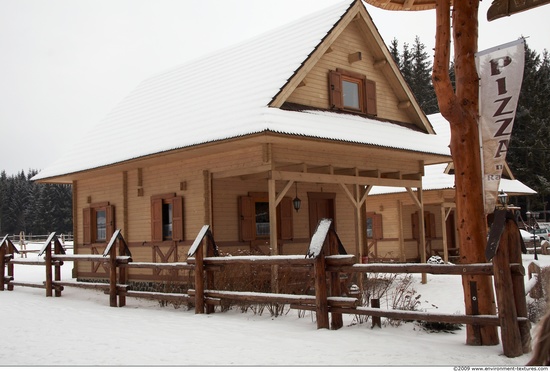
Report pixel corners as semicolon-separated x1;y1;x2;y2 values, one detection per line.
368;113;537;197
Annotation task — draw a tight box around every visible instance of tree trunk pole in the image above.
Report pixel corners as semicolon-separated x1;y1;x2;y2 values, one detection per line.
433;0;499;346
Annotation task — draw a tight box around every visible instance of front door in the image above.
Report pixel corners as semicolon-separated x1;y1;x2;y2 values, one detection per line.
308;192;336;236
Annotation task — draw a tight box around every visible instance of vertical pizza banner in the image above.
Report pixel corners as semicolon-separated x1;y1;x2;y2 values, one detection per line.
476;38;525;214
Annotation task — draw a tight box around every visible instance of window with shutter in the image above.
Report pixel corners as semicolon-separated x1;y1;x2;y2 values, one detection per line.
366;212;383;240
328;68;377;116
238;194;294;241
151;193;184;242
411;211;436;239
83;203;115;244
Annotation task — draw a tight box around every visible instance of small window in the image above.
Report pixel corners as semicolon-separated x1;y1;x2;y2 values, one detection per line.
95;209;107;242
83;203;115;244
162;202;173;240
151;194;183;242
366;212;383;240
329;69;377;116
255;202;270;237
342;78;362;111
238;194;293;242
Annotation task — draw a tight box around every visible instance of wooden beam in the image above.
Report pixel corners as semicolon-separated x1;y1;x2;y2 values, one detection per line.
398;101;412;109
348;52;362;64
406;187;422;209
270;170;422;188
212;164;272;179
374;59;387;69
276;180;294;206
381;171;401;179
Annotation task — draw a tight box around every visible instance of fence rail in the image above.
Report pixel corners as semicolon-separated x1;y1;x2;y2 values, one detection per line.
0;218;532;358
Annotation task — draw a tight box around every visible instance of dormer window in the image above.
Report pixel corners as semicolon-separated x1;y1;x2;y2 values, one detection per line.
329;68;377;116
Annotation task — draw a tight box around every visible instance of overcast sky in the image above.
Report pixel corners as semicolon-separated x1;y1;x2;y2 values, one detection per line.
1;0;549;177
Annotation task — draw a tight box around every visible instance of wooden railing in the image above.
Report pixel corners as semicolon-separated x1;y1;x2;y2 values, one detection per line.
0;218;531;358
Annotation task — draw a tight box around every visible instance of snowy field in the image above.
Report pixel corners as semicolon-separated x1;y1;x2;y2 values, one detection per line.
1;243;548;369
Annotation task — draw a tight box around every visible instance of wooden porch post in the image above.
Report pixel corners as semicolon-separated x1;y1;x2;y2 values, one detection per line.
268;178;278;255
398;200;406;262
417;187;427;284
268;178;279;294
440;204;449;263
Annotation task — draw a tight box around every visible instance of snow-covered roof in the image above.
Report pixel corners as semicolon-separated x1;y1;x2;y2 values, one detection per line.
33;0;450;181
369;113;537;196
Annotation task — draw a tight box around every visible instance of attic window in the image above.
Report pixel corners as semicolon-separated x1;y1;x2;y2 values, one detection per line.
329;69;377;116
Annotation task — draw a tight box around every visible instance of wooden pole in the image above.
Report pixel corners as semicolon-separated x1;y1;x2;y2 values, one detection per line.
54;239;62;297
314;248;329;329
507;219;532;353
493;221;522;357
433;0;499;346
7;242;14;291
0;242;5;291
329;230;343;330
194;240;205;314
45;241;53;297
109;242;117;307
118;238;127;307
205;235;216;314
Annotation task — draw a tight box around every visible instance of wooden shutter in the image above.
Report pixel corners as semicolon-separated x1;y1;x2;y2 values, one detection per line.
328;70;343;109
278;197;293;240
238;196;254;242
172;196;184;241
411;211;419;240
412;211;436;239
372;213;383;240
365;79;377;116
106;204;115;241
151;197;163;242
83;207;92;244
426;212;436;239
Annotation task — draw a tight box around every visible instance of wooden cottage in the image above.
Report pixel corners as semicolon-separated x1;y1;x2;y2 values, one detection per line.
366;113;536;264
32;0;451;285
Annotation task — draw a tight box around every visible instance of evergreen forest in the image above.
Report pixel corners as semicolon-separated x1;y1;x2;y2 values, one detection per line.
0;37;549;235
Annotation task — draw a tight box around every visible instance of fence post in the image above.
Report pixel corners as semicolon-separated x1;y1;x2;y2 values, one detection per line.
45;241;53;297
54;239;63;297
328;230;343;330
7;242;14;291
314;249;329;329
493;219;523;358
194;240;205;314
109;243;117;307
118;237;128;307
0;242;5;291
205;233;217;314
507;220;531;353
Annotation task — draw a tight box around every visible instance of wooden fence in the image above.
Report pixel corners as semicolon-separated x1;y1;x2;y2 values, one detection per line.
0;218;531;358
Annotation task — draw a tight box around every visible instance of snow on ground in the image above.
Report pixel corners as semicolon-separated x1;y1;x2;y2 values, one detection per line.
1;243;548;368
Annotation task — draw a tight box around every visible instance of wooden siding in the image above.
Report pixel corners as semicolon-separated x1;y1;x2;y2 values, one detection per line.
286;20;411;123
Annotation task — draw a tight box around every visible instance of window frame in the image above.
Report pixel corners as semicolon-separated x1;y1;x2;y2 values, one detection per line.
329;68;377;116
